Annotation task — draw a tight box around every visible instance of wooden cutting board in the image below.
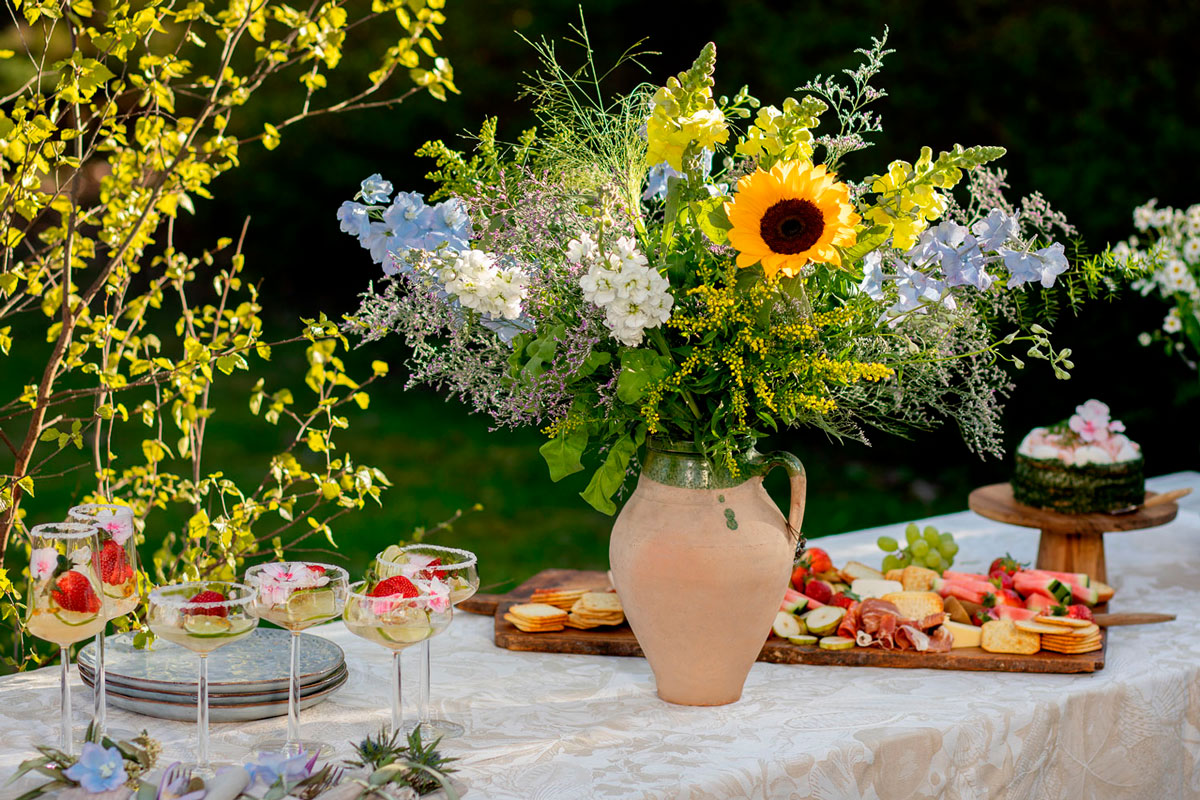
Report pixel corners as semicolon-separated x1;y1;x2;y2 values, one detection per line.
478;569;1107;674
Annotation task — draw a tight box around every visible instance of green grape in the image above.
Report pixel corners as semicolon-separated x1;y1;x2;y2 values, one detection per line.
877;536;899;552
882;554;902;572
924;551;943;569
910;539;930;558
939;532;955;545
939;541;959;559
905;523;920;545
923;526;940;546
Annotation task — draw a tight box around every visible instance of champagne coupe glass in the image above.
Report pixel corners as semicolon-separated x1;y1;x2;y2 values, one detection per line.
67;503;138;739
25;522;107;756
147;582;257;774
343;577;453;738
376;544;478;738
245;562;348;756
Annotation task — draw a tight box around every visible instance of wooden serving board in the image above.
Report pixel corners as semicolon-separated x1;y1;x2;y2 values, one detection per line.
489;569;1107;674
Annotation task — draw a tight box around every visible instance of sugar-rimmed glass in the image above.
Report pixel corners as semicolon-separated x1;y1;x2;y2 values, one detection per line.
25;522;107;756
147;581;257;773
245;561;348;756
377;544;478;738
343;578;453;737
67;503;138;739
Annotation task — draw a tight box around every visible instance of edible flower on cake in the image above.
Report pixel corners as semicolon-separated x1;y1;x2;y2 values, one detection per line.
1017;400;1140;466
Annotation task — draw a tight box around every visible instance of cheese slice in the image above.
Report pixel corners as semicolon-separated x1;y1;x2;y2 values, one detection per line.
945;620;982;649
850;579;903;600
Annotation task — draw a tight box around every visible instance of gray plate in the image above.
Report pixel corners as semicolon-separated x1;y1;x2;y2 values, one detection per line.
94;670;347;722
79;629;344;693
82;663;349;704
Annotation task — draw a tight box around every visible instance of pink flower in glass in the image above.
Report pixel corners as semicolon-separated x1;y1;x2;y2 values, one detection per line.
30;547;58;580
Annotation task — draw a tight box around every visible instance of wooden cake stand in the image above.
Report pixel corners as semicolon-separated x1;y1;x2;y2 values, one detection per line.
967;483;1181;583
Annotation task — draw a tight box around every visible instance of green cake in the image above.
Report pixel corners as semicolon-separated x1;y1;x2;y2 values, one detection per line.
1011;400;1144;514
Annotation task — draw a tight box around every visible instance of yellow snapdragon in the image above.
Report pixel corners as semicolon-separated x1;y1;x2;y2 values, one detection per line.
863;159;949;250
645;42;729;171
735;96;826;168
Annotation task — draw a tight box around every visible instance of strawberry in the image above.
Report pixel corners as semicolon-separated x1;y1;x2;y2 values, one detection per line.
801;548;833;575
99;540;134;585
988;554;1024;577
998;588;1025;608
185;590;229;618
420;557;447;581
790;564;810;590
51;571;101;614
1066;604;1094;622
306;565;327;577
831;592;857;609
988;570;1014;591
804;579;833;605
369;575;418;598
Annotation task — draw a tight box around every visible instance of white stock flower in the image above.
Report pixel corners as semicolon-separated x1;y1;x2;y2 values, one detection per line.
1133;201;1157;232
1138;332;1152;346
1184;238;1200;264
441;249;528;321
576;236;673;346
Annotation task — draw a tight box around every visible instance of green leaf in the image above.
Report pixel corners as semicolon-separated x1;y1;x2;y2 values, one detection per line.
616;349;673;405
579;427;644;515
539;426;588;482
693;196;731;245
837;224;890;265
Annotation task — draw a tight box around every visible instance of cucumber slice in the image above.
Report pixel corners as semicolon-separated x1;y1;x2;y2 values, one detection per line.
786;634;818;646
805;605;846;636
818;635;856;651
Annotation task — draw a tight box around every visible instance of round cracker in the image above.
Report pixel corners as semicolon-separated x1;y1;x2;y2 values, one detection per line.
1034;614;1092;628
1015;619;1073;635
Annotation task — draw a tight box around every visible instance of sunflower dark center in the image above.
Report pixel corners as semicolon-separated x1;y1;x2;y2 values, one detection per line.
759;198;825;254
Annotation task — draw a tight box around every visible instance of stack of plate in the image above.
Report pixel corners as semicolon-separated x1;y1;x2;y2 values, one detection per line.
79;629;347;722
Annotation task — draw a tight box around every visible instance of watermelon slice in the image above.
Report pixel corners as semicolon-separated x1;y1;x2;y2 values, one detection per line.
1025;593;1055;612
992;605;1039;622
1070;582;1100;606
780;588;810;614
933;575;996;596
935;580;992;605
1024;568;1090;588
1013;572;1072;603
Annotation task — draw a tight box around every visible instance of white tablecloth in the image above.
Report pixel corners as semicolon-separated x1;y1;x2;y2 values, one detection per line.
3;472;1200;800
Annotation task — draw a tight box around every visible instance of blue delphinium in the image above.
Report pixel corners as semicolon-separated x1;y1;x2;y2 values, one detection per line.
358;173;393;205
858;250;887;300
999;243;1069;288
971;208;1020;251
244;750;317;787
336;201;372;239
64;742;127;793
642;149;725;201
907;221;994;291
889;262;951;317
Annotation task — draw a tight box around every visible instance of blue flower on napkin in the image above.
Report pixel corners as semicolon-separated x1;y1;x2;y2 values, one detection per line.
244;750;317;787
64;742;127;793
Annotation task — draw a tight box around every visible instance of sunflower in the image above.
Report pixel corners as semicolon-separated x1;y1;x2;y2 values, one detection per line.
724;161;861;278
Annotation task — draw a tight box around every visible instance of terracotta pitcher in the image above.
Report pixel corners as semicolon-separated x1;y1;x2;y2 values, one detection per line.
609;439;806;706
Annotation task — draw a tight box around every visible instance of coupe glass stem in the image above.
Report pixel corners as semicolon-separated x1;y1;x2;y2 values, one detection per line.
59;647;73;755
93;625;107;735
419;638;431;724
390;651;403;737
197;654;210;769
287;631;301;748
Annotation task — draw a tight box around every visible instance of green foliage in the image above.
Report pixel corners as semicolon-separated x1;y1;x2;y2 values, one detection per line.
416;118;538;203
0;0;460;669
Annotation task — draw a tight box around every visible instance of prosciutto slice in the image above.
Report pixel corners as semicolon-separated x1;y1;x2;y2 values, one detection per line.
856;598;951;653
837;602;861;639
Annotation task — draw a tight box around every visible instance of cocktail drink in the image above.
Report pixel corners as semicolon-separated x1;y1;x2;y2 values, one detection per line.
25;522;107;756
67;503;139;737
245;562;348;755
147;582;257;772
343;576;452;737
376;544;478;738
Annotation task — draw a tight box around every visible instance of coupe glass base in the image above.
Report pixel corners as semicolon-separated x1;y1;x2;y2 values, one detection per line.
251;736;333;757
418;718;464;739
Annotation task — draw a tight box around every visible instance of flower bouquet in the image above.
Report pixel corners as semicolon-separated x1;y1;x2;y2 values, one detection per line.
336;30;1089;703
1115;200;1200;363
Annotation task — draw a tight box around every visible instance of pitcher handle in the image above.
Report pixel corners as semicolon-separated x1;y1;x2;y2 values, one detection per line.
748;450;807;551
